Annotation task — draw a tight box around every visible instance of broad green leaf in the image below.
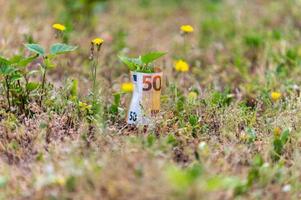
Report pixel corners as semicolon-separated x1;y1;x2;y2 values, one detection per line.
119;55;140;71
141;51;166;64
50;43;77;55
26;82;40;91
9;55;22;64
16;55;38;67
25;44;45;55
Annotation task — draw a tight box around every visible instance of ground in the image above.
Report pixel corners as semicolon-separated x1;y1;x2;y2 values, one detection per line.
1;0;301;199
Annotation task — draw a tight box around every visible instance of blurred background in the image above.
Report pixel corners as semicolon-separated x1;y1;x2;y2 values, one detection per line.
2;0;301;94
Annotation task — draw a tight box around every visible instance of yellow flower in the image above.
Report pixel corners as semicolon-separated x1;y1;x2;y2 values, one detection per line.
180;25;194;33
52;23;66;31
79;101;92;111
91;38;104;46
188;91;198;101
174;60;190;72
121;82;134;93
273;127;281;137
271;92;282;101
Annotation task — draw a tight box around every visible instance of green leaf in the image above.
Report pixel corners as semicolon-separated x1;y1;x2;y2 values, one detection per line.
141;51;166;64
70;79;78;97
113;93;121;105
166;134;177;146
0;56;10;66
50;43;77;55
9;55;37;67
8;55;23;64
0;65;16;75
10;73;22;82
146;134;156;147
252;154;263;167
24;44;45;56
118;55;140;71
17;55;38;67
206;176;242;191
189;115;198;126
44;58;55;69
26;82;40;91
280;129;290;144
273;138;283;160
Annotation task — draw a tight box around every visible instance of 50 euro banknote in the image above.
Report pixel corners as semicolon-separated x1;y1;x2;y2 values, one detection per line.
127;71;163;125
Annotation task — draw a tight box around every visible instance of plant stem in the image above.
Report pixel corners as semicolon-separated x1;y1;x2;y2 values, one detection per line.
5;76;11;111
91;50;99;103
17;80;25;114
40;66;47;107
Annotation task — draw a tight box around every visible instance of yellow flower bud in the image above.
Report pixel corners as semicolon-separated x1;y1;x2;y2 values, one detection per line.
52;23;66;31
174;60;190;72
271;92;282;102
91;38;104;46
274;127;281;137
180;25;194;33
121;82;134;93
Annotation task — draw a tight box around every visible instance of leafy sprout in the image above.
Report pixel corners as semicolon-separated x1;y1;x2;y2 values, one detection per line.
119;51;166;73
24;43;77;107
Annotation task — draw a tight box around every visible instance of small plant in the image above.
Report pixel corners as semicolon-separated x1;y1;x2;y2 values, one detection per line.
24;43;77;107
174;59;190;72
88;38;104;123
52;23;68;43
0;54;38;113
119;51;166;73
108;93;121;120
180;24;194;57
271;128;290;162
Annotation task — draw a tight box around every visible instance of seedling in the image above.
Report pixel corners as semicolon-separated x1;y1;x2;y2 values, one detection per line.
0;54;38;113
271;128;290;162
119;51;166;73
24;43;77;107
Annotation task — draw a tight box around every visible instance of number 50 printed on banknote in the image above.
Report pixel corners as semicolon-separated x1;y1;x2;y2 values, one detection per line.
127;71;163;125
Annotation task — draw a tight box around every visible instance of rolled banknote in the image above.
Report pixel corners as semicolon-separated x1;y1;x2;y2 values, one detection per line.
127;71;163;125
